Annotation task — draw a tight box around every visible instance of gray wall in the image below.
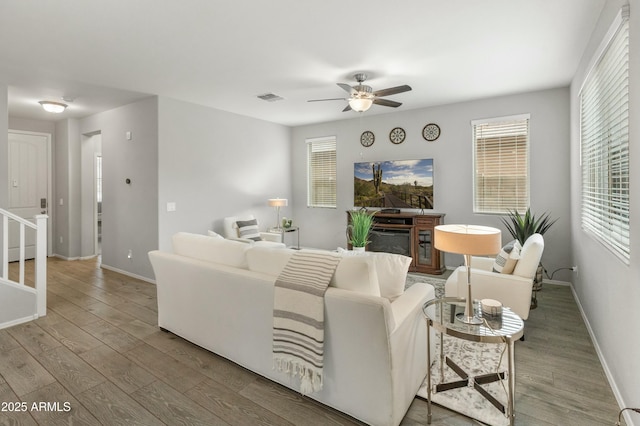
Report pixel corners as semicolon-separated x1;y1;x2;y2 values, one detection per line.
157;97;292;252
8;117;56;135
570;0;639;418
0;84;6;209
54;119;82;259
79;97;158;279
0;84;7;266
291;87;572;280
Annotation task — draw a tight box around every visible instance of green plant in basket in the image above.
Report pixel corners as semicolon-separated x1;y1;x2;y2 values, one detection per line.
347;209;377;248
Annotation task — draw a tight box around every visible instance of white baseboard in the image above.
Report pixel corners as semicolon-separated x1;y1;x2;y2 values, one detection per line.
0;314;38;331
569;283;627;423
53;254;80;261
541;278;571;286
100;263;156;285
53;253;98;261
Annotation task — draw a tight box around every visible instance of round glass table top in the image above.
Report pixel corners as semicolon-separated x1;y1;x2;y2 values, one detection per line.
423;297;524;343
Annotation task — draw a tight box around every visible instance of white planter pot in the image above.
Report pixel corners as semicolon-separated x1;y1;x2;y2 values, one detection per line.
352;246;366;253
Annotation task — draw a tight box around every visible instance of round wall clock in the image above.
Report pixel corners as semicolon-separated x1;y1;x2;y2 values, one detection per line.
360;131;375;147
422;123;441;141
389;127;406;144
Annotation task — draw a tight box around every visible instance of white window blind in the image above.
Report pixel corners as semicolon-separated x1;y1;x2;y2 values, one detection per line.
580;7;629;262
307;136;337;208
472;115;530;214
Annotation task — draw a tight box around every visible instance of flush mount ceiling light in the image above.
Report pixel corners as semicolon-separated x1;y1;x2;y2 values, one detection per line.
39;101;68;113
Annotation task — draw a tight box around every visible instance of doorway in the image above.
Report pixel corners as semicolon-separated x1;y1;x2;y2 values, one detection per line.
96;154;102;254
7;130;53;260
81;132;102;258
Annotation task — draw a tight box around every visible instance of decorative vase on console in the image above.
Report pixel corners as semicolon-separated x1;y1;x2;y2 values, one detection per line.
347;209;376;252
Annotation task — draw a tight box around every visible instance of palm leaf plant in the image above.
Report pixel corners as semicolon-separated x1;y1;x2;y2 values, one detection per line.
501;207;557;300
501;208;557;245
347;209;377;248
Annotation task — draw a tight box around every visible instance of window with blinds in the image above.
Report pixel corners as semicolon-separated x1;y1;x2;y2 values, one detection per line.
472;114;530;214
307;136;337;208
580;7;629;262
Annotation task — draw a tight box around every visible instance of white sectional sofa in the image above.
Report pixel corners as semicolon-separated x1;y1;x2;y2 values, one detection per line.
148;232;435;426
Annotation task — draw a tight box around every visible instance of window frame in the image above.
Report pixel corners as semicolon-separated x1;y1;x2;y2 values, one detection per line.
579;6;630;263
306;136;337;209
472;114;531;215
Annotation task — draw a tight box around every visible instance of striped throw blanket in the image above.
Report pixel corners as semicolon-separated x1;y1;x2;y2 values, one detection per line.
273;250;341;395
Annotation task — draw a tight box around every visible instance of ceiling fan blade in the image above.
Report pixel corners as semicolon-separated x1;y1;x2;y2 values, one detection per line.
307;98;347;102
373;98;402;108
372;84;412;97
337;83;357;95
342;104;352;112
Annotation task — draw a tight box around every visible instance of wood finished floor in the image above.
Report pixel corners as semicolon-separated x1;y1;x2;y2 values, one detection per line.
1;257;623;425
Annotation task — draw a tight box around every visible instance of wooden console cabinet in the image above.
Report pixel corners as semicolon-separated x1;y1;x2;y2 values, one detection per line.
347;212;446;275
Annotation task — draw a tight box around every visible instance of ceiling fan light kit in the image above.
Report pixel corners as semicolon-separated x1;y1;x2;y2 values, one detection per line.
309;73;411;113
349;98;373;112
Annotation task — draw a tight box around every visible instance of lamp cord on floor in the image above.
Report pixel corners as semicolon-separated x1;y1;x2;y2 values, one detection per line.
616;407;640;425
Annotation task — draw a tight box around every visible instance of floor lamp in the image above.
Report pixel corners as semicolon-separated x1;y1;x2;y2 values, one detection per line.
434;224;502;324
267;198;288;230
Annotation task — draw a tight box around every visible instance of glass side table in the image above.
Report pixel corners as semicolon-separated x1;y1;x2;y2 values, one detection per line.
422;297;524;426
268;226;300;249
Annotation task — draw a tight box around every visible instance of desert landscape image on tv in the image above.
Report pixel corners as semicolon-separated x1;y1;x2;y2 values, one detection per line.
354;159;434;209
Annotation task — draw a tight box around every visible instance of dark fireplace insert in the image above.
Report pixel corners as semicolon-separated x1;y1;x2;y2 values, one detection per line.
368;228;411;257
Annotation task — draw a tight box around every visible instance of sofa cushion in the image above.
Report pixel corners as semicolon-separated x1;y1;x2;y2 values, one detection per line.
368;252;412;301
236;219;262;241
492;240;521;274
172;232;250;269
330;256;381;297
247;246;296;276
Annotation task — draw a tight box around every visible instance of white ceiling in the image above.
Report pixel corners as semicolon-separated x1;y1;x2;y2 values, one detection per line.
0;0;606;127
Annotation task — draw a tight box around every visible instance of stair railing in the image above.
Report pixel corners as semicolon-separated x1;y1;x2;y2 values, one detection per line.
0;208;47;317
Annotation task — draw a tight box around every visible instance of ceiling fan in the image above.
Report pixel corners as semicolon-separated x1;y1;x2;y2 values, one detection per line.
308;73;412;112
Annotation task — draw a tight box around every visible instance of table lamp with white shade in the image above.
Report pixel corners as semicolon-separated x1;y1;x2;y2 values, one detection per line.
267;198;288;230
434;224;502;324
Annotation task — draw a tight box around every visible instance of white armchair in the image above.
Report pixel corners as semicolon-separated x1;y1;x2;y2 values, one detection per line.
222;215;285;248
445;233;544;320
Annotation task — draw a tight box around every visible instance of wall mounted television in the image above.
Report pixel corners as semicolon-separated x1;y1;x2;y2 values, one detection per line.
354;159;434;209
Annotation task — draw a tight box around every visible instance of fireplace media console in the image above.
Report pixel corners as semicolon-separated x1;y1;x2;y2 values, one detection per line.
347;212;446;275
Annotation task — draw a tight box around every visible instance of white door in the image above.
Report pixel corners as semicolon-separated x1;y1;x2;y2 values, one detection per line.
7;131;52;261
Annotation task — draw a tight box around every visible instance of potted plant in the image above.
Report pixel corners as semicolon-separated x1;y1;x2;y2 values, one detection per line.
347;209;376;252
501;207;557;291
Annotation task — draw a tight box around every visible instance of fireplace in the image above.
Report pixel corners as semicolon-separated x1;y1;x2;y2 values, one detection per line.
346;211;446;274
369;228;411;257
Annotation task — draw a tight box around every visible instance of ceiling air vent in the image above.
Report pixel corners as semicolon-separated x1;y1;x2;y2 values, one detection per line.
257;93;284;102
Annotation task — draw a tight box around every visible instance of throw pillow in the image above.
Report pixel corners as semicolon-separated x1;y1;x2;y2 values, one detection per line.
368;252;412;301
492;240;521;274
330;256;381;297
246;246;296;276
207;230;224;239
172;232;250;269
334;248;410;300
336;247;365;257
236;219;262;241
